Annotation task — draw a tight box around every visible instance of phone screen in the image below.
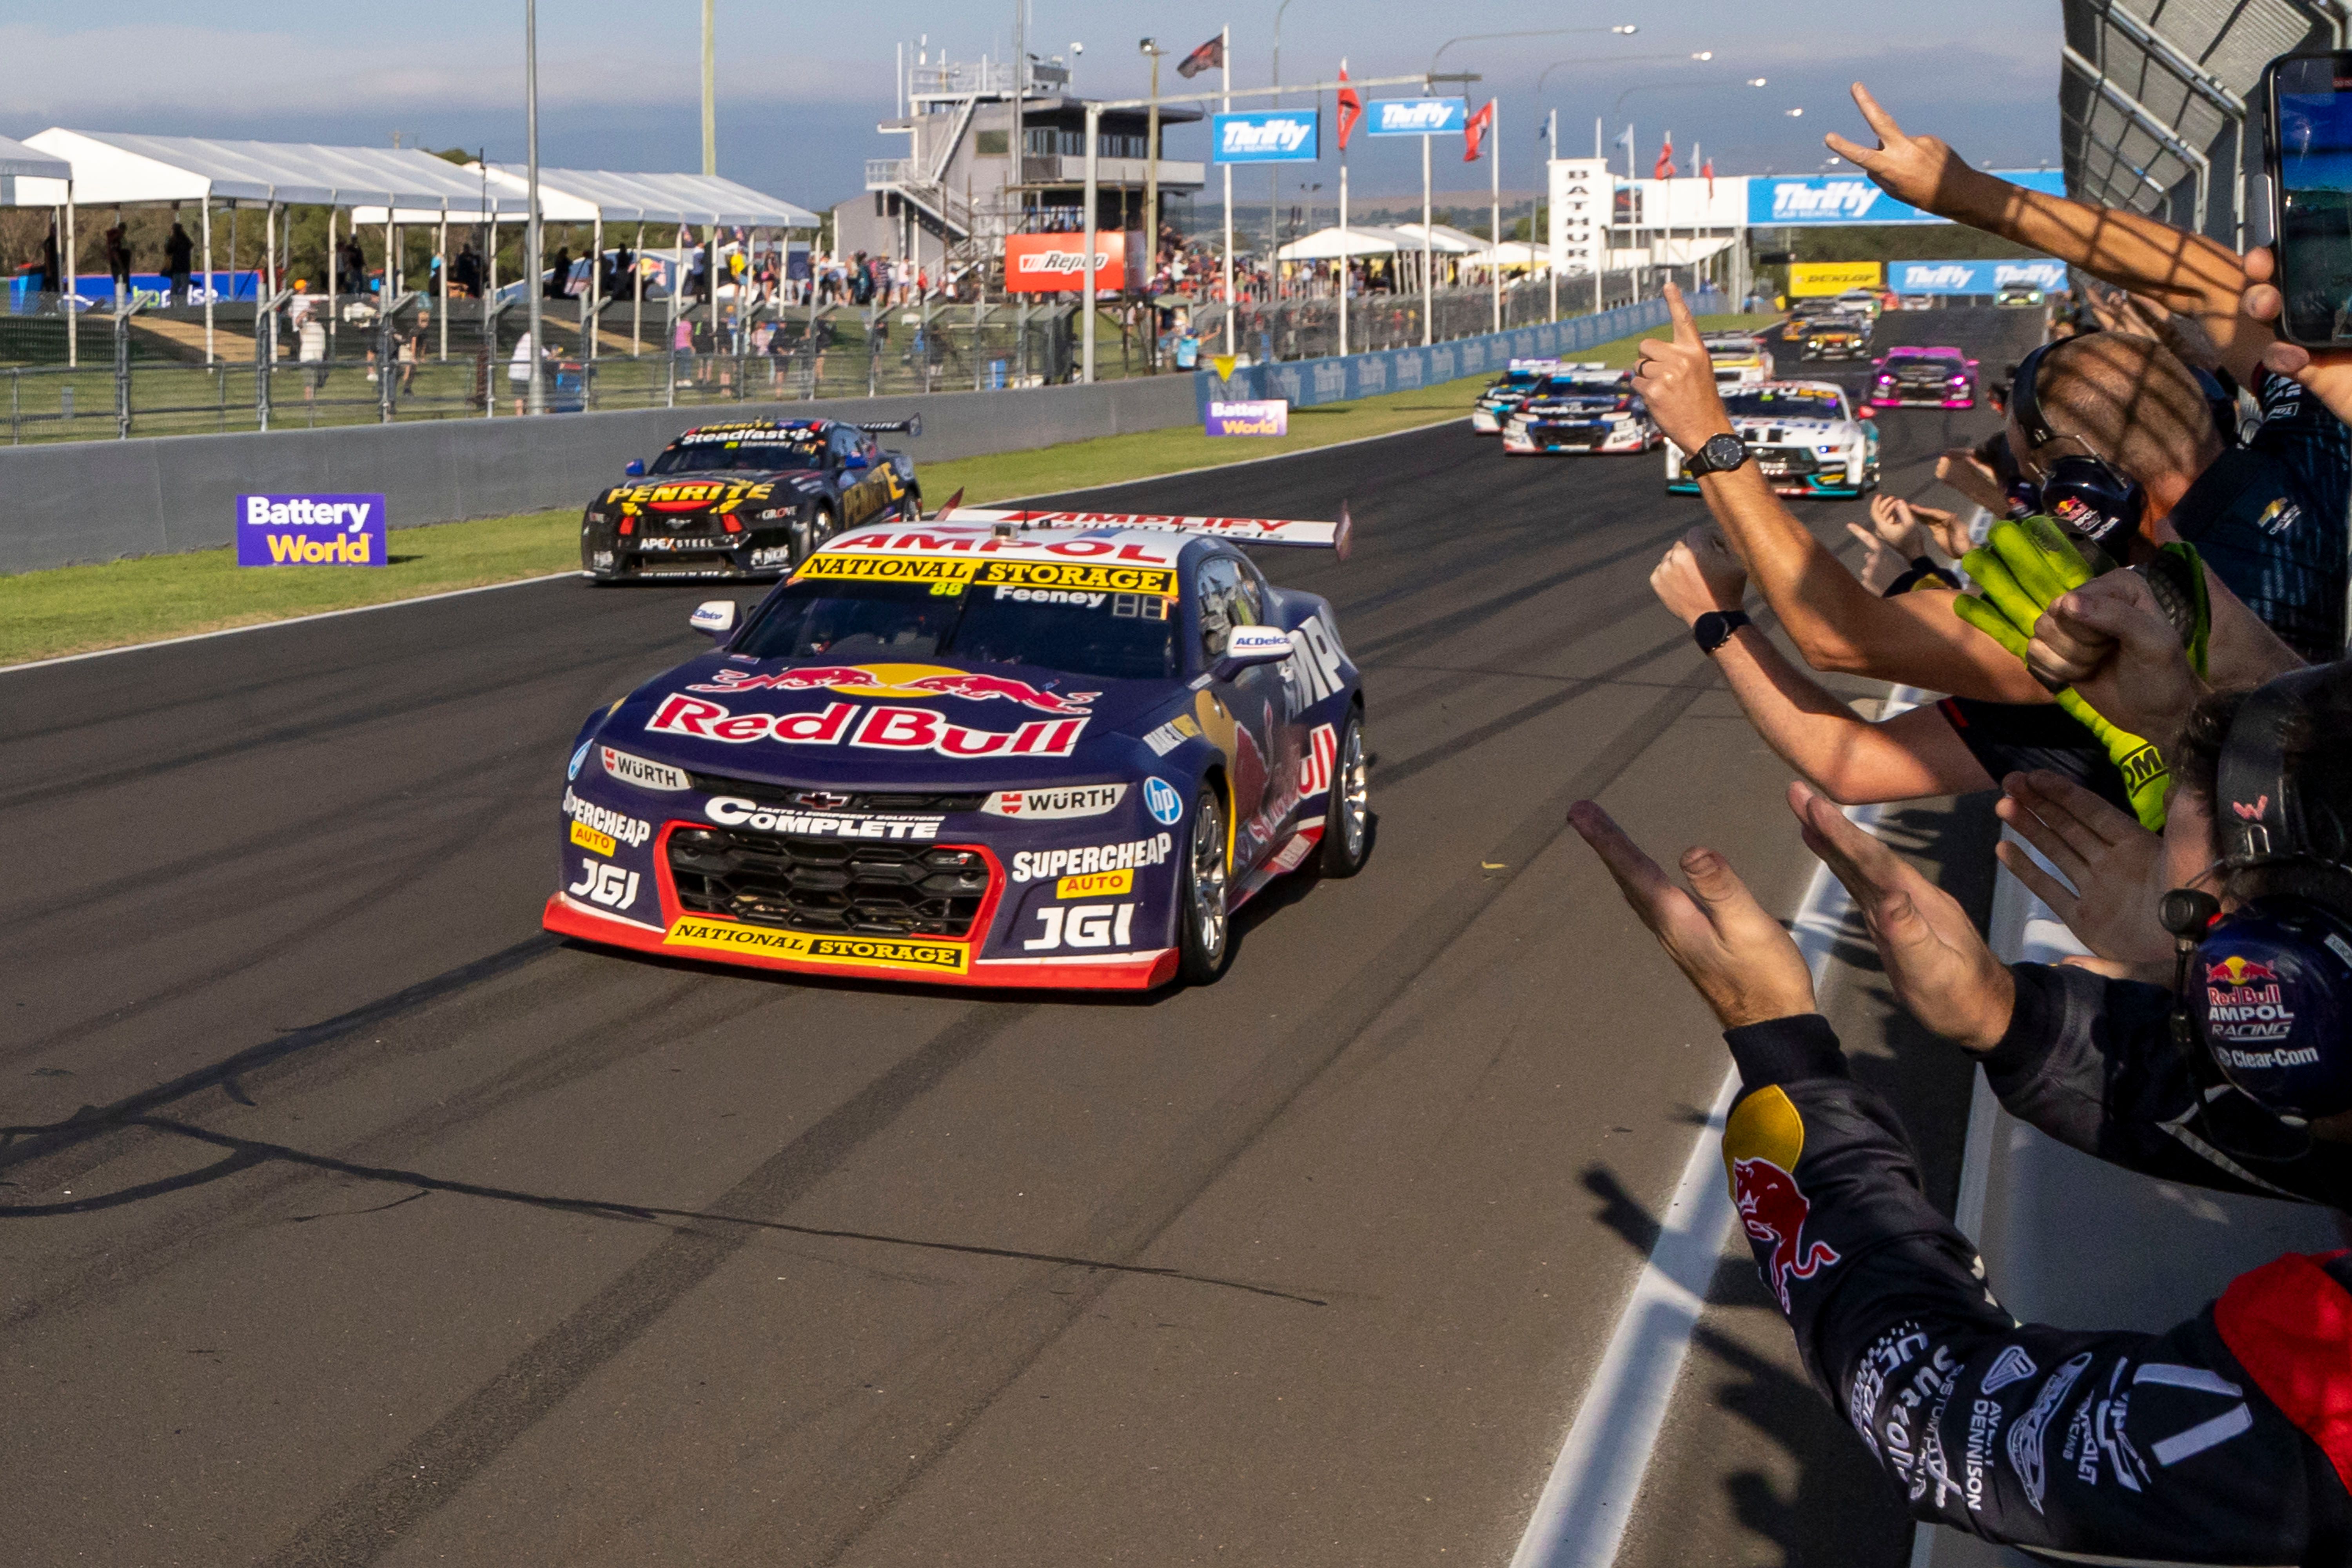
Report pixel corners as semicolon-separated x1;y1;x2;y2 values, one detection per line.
2274;54;2352;344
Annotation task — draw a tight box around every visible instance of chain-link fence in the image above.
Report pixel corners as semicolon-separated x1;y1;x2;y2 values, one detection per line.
1187;268;1680;366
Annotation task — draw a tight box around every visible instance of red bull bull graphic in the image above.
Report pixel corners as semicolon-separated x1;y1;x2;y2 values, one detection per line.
647;694;1087;759
685;662;1098;715
1734;1156;1842;1312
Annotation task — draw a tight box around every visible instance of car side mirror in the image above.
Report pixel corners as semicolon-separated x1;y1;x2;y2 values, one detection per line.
690;600;739;640
1215;625;1294;675
625;458;645;476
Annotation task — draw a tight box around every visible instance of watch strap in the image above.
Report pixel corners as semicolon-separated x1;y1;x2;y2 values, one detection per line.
1689;432;1749;476
1693;609;1752;655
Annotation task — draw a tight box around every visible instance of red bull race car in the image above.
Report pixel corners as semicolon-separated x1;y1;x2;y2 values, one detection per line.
544;505;1370;991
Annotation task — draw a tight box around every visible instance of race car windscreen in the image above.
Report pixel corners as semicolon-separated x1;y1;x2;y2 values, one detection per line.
1492;370;1544;391
650;436;826;474
733;579;1179;682
1721;387;1845;419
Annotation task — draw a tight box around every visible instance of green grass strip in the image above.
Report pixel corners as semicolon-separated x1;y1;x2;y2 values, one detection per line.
0;313;1769;667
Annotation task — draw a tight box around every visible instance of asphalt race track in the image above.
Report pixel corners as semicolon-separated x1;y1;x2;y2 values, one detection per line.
1;305;2045;1566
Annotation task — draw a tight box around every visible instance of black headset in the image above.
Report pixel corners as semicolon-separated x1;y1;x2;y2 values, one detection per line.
2009;338;2148;549
2157;665;2352;1150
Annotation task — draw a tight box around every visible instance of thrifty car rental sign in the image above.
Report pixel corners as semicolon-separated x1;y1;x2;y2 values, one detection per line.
238;493;387;567
1367;98;1468;136
1212;111;1320;164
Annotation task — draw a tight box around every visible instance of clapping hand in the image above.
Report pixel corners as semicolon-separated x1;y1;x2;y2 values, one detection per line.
1994;771;2172;967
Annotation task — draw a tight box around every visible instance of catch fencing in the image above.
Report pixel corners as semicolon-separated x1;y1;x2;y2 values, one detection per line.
1207;290;1728;414
1191;268;1655;365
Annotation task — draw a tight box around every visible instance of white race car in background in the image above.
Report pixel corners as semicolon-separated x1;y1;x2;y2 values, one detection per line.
1501;367;1660;454
1471;358;1560;433
1664;380;1879;498
1701;330;1775;388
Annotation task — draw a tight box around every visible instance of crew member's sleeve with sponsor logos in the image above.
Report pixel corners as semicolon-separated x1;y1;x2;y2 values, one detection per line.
1977;962;2350;1206
1722;1012;2350;1560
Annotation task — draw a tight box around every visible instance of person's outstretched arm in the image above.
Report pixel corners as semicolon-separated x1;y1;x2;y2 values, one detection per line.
1568;802;2352;1559
1826;83;2274;388
1653;526;1992;804
1634;285;2050;702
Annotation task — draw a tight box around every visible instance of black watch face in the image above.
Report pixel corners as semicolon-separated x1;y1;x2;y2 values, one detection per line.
1701;434;1744;472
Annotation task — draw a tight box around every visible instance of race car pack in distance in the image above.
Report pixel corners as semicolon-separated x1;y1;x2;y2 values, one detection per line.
1701;331;1774;387
1501;365;1660;454
1471;358;1557;433
580;416;924;583
544;506;1370;991
1799;317;1868;360
1666;381;1879;498
1869;345;1980;408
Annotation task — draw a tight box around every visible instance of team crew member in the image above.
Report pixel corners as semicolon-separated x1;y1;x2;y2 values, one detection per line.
1564;662;2352;1558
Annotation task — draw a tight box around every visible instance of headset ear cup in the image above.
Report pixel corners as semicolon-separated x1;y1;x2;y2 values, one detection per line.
2038;455;2145;550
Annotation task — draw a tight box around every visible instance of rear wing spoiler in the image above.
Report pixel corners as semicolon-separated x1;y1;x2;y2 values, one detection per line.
937;504;1353;560
853;414;923;438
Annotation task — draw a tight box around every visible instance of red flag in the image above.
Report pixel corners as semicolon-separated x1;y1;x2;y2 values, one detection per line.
1176;34;1223;79
1337;63;1363;150
1653;134;1674;180
1702;158;1715;196
1464;99;1494;162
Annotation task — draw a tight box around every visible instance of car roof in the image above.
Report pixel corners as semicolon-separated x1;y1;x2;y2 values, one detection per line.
1729;379;1850;401
1886;345;1963;356
670;418;835;445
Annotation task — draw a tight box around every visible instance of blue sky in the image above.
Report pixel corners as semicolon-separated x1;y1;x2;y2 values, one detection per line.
1;1;2063;211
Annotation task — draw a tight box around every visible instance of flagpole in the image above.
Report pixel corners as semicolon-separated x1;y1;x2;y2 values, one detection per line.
1595;115;1605;315
1489;99;1501;335
1338;59;1350;357
1420;131;1432;347
1546;108;1558;323
1221;24;1234;358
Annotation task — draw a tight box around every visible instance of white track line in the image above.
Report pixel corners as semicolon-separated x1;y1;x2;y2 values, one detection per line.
0;572;582;676
1510;689;1920;1568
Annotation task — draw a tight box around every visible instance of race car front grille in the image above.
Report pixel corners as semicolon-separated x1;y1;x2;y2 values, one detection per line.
627;551;739;576
666;828;991;937
1751;445;1821;477
684;772;988;814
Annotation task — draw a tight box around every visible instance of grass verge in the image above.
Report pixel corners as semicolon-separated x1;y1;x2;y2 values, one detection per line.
0;313;1768;667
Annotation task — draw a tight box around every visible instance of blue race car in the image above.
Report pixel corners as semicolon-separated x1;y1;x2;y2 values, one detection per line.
544;506;1368;990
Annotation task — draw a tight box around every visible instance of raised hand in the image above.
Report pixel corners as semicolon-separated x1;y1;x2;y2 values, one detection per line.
2243;244;2352;426
1822;83;1967;214
1653;524;1749;624
2029;570;2207;747
1786;782;2016;1051
1994;770;2172;965
1568;800;1818;1030
1631;282;1735;457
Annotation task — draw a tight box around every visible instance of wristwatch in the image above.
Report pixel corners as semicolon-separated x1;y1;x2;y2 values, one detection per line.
1692;609;1751;655
1685;432;1750;477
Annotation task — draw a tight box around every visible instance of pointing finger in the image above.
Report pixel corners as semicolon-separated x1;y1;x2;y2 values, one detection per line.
1664;281;1699;348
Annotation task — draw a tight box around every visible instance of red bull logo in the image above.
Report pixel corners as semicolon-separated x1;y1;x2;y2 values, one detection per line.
1734;1156;1841;1312
2208;956;2279;987
686;662;1098;715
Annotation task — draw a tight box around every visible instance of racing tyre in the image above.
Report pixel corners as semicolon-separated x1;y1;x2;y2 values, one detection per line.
1318;708;1371;877
791;506;836;569
1175;784;1233;986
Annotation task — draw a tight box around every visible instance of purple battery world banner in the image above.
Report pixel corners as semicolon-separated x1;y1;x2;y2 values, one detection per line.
1205;399;1290;437
236;494;388;568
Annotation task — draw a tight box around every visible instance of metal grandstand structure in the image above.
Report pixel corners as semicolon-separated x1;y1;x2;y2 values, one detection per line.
2059;0;2348;242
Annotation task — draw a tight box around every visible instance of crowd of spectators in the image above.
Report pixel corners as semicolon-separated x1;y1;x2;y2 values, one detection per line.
1573;77;2352;1562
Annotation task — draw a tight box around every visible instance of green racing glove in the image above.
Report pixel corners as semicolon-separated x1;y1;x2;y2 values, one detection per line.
1951;517;2199;831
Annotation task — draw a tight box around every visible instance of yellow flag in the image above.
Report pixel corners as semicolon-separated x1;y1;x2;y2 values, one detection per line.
1210;354;1238;382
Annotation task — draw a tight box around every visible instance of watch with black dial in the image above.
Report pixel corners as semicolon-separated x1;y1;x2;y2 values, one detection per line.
1692;609;1752;655
1686;432;1750;477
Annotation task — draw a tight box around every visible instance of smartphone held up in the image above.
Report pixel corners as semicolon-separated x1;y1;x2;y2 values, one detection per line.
2269;52;2352;346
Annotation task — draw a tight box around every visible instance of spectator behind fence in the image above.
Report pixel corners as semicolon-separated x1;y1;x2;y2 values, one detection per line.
40;220;59;294
510;329;548;415
452;242;483;299
1561;659;2352;1564
544;245;570;301
103;214;130;301
164;218;194;307
294;301;329;405
1826;83;2350;662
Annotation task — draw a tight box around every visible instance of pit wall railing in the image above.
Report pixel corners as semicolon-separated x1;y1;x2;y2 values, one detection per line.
1913;842;2341;1568
1204;290;1728;414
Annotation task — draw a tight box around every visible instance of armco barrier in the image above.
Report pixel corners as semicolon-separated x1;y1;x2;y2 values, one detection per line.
1915;846;2341;1568
0;374;1201;577
1200;292;1728;416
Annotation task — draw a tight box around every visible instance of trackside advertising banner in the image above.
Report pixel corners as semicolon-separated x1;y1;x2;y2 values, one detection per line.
1205;399;1289;436
1003;231;1141;294
1887;258;2069;295
1199;291;1725;417
1367;98;1468;136
1789;261;1883;297
1212;111;1320;164
237;493;387;567
1748;168;2066;226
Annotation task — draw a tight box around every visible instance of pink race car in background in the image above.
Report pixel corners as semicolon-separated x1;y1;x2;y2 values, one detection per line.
1869;345;1980;408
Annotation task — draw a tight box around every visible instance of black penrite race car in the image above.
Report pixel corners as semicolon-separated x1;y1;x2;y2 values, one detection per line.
580;416;924;584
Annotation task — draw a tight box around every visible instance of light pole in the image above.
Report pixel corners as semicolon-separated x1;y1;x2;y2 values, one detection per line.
1140;37;1163;367
1270;0;1299;303
701;0;716;176
524;0;545;416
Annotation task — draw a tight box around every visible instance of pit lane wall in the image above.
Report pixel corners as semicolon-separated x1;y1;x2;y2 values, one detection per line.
1199;290;1727;415
1913;847;2341;1568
